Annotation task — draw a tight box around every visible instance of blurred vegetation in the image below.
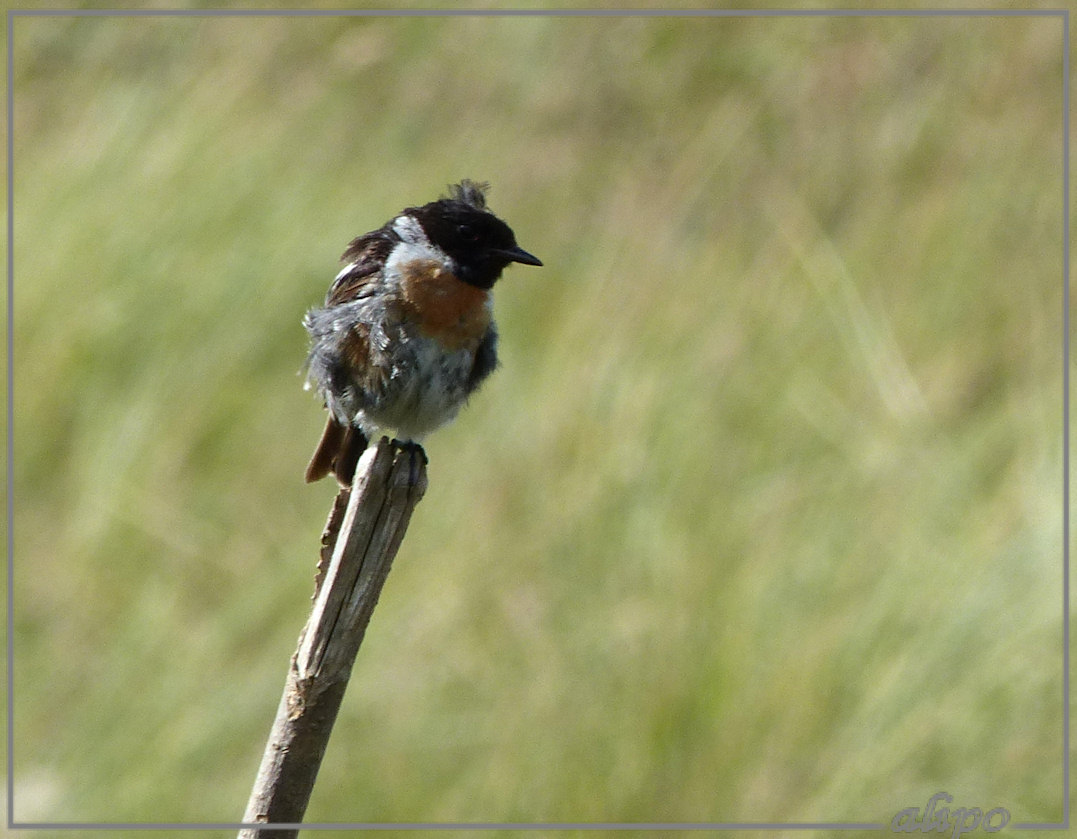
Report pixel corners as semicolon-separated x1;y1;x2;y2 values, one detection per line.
7;6;1068;839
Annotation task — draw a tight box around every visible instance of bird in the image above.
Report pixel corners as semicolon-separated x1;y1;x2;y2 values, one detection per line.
302;180;542;486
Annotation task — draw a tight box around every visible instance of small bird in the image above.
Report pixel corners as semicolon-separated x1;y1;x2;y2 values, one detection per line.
303;180;542;486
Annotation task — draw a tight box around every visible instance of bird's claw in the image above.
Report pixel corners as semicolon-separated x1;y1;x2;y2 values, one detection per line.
389;438;428;486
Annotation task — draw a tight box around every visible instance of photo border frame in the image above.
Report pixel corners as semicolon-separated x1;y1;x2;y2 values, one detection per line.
6;6;1069;832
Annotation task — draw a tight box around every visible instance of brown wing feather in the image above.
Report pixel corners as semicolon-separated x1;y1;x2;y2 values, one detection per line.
326;228;396;306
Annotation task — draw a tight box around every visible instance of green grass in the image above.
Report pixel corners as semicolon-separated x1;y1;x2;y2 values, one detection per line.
8;7;1068;838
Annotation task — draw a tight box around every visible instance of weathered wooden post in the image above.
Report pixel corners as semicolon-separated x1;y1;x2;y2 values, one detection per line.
239;438;427;838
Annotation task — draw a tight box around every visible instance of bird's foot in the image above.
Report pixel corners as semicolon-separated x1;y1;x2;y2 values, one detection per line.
389;438;428;486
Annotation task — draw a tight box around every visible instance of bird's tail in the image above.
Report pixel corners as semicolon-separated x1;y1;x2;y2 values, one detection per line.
305;416;368;486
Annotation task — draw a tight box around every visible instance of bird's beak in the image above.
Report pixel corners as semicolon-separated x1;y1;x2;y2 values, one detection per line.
496;246;543;267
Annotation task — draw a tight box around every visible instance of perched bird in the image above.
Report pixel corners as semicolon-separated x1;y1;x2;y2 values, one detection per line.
303;180;542;486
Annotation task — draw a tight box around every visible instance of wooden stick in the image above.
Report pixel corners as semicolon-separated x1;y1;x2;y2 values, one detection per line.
239;437;428;838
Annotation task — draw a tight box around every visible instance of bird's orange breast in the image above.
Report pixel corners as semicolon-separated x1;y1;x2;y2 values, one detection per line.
398;258;491;350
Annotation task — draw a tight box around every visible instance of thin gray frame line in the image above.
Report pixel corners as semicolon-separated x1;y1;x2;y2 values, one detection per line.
5;5;15;835
1057;6;1070;831
15;827;887;834
4;7;1070;17
6;4;1068;831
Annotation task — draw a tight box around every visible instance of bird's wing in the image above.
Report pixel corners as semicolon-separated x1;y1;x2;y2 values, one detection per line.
467;324;499;395
325;228;397;307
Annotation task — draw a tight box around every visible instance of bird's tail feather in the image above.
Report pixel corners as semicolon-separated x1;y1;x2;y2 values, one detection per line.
305;417;368;486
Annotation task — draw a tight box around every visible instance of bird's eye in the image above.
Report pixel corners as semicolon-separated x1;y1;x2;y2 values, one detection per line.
458;224;480;242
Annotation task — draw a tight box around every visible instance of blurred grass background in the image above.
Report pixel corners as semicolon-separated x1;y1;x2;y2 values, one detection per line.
7;5;1068;838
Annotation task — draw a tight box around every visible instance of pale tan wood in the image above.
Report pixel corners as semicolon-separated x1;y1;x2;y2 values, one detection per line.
239;437;428;838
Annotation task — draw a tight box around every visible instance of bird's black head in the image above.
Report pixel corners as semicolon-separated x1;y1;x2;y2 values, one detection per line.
411;180;542;290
